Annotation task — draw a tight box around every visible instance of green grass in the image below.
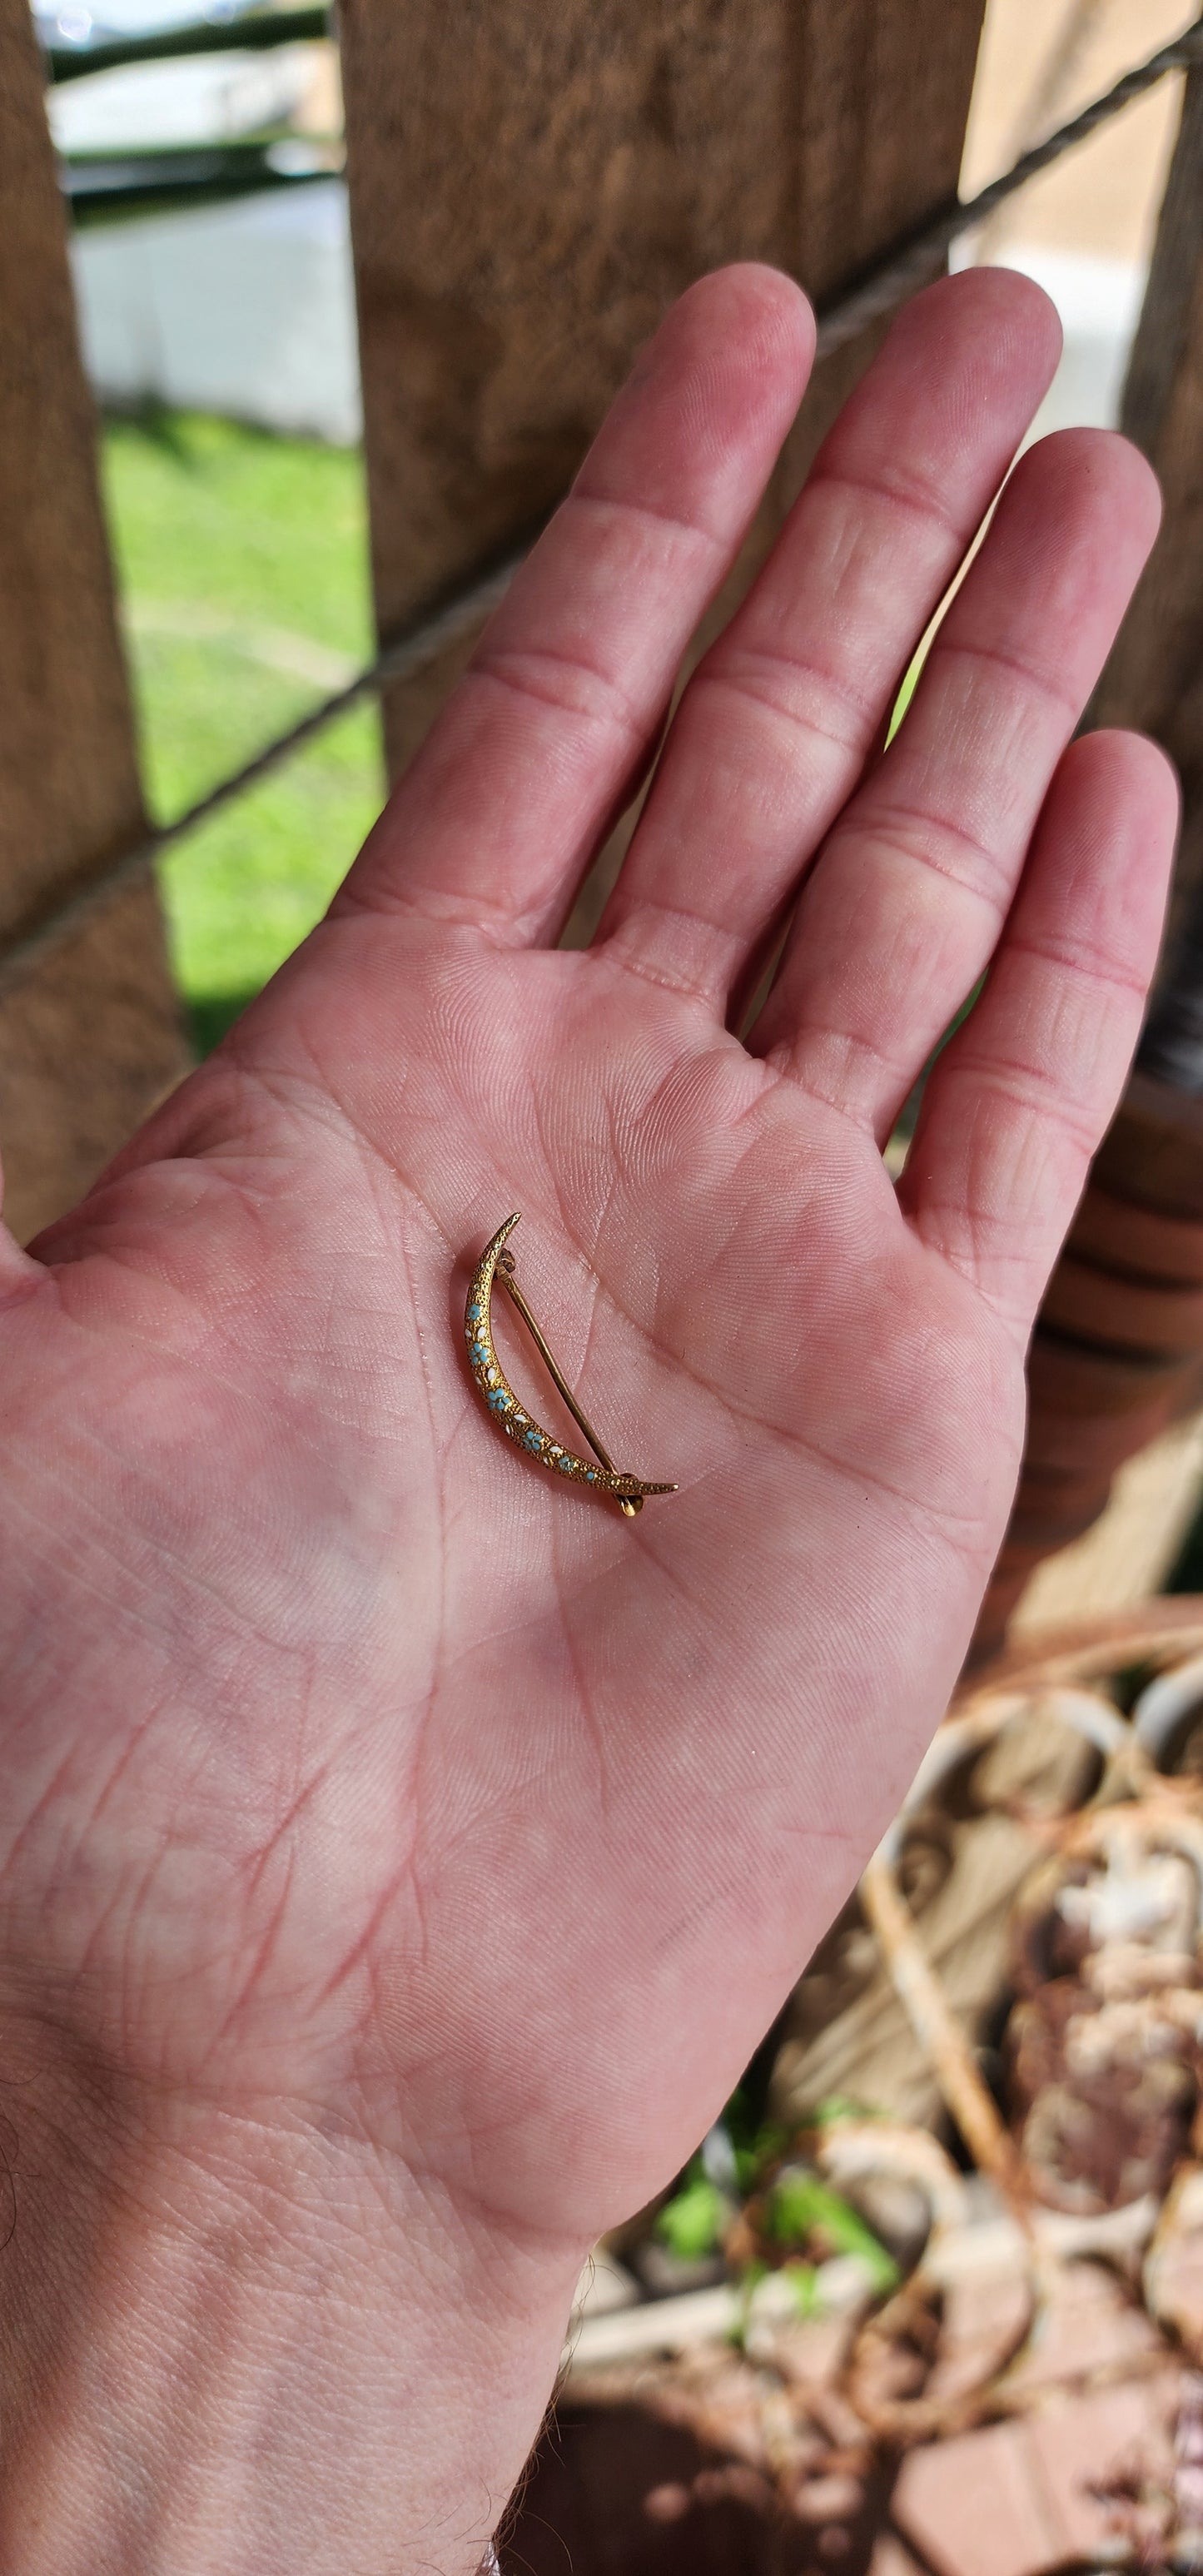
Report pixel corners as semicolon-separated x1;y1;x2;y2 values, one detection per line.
100;410;384;1052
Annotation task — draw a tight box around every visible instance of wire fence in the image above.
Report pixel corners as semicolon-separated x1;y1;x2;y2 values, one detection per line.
7;9;1202;1002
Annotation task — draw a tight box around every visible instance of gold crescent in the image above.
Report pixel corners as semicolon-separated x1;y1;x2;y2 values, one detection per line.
465;1214;677;1515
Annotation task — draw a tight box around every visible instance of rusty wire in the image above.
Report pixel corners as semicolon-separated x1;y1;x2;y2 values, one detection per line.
0;536;534;998
5;9;1203;1002
810;12;1203;363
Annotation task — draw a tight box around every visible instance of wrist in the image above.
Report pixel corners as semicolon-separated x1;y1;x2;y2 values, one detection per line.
0;2082;580;2576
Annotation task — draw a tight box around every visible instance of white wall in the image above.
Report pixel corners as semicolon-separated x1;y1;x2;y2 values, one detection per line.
71;177;362;444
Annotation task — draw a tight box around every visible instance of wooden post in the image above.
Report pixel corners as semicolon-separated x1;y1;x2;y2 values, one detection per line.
338;0;989;790
1095;62;1203;965
0;0;188;1246
972;67;1203;1661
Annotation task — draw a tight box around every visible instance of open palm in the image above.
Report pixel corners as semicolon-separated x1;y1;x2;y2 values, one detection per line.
0;265;1176;2573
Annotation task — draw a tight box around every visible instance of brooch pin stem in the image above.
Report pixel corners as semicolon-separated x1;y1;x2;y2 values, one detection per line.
495;1253;639;1513
464;1213;677;1518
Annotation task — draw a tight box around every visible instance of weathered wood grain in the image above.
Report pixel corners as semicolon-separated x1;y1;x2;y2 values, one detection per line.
339;0;989;785
1095;64;1203;962
0;0;187;1242
974;75;1203;1656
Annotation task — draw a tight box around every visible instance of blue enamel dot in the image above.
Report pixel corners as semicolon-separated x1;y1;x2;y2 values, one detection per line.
585;1469;596;1482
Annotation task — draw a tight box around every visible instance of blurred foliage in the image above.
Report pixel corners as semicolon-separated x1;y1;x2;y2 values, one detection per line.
765;2170;899;2293
655;2171;728;2263
654;2081;898;2303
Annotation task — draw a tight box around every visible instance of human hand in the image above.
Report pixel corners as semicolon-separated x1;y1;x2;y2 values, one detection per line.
0;264;1176;2572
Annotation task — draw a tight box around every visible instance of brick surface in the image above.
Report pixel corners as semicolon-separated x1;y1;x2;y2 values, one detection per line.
1024;2376;1179;2564
867;2536;927;2576
1003;2260;1164;2396
893;2375;1182;2576
892;2419;1058;2576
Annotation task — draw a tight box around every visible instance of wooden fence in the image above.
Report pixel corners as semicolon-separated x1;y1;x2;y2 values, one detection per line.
3;0;1203;1648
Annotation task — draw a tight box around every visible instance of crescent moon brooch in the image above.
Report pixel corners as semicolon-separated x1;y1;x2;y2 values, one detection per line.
465;1213;678;1519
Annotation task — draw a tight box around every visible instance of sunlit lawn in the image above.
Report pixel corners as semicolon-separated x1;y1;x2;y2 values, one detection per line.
100;410;384;1053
